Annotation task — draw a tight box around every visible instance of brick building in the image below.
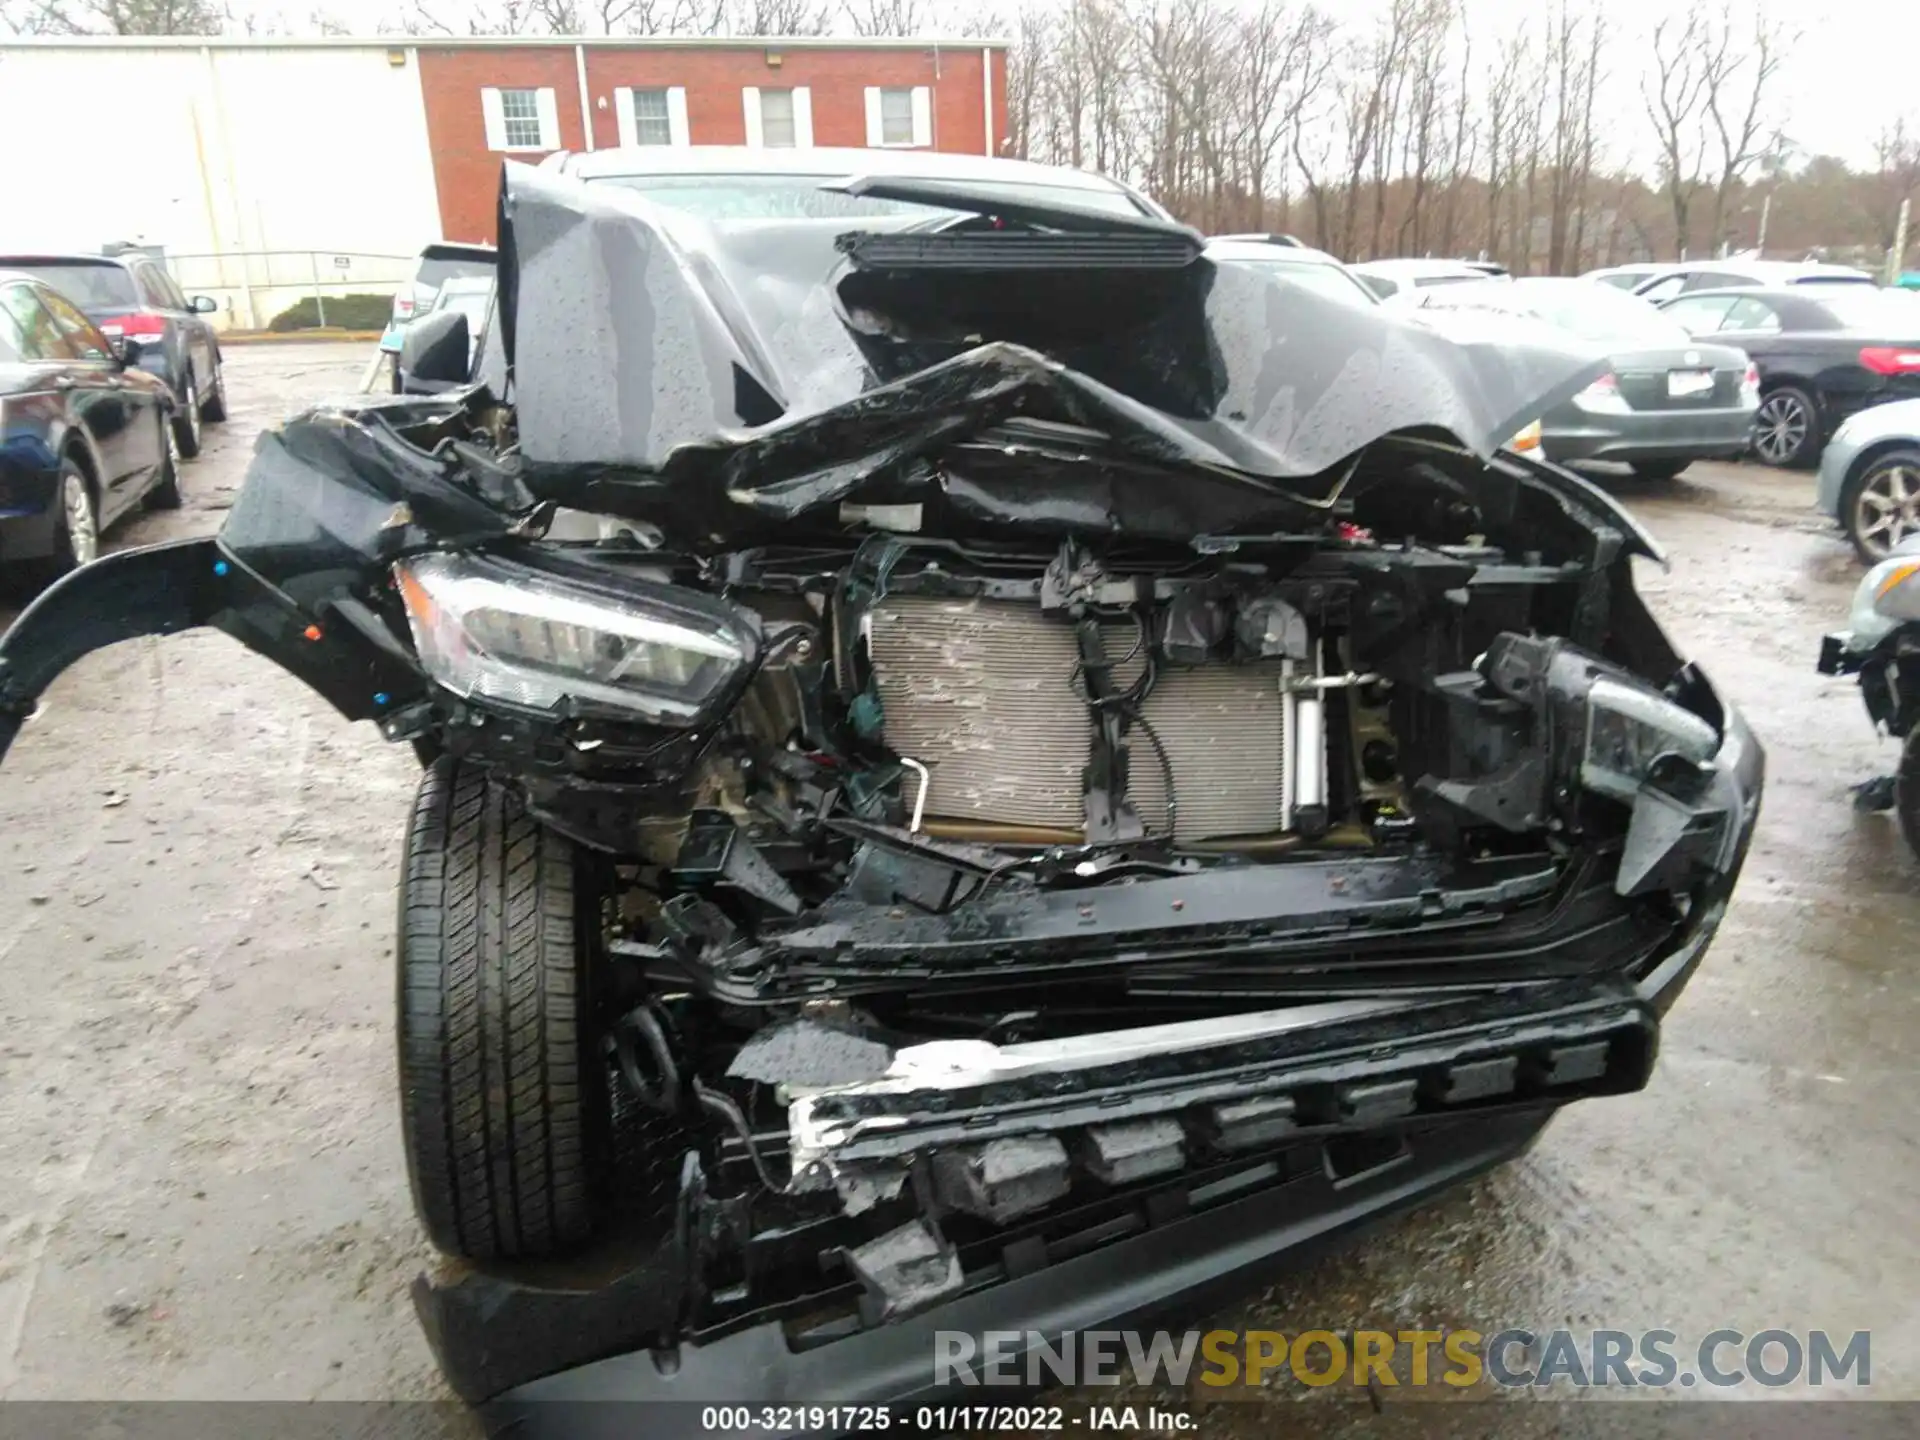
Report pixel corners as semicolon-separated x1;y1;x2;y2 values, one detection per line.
416;38;1008;243
0;35;1009;325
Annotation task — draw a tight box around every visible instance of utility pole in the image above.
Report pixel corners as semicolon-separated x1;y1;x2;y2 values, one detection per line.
1889;198;1911;287
1757;191;1771;253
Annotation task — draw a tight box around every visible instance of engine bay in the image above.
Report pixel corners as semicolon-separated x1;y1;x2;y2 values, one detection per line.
382;437;1718;1040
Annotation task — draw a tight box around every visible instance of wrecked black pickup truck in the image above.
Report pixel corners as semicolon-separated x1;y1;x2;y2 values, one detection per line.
0;163;1761;1428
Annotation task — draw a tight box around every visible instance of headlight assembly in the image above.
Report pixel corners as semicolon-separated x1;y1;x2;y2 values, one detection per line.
1581;675;1719;803
1835;548;1920;655
395;551;752;724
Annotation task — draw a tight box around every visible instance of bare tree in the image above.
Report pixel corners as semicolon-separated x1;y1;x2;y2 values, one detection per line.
1544;3;1604;272
1392;0;1451;253
1701;4;1788;254
405;0;547;34
1478;29;1526;263
8;0;220;33
1330;0;1414;258
840;0;923;36
724;0;830;32
1875;120;1920;256
1643;12;1712;258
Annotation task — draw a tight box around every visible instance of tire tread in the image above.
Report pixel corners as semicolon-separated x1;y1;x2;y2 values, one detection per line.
397;757;598;1260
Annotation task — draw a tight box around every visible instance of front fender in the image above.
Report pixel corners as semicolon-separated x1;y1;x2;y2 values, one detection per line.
0;537;420;764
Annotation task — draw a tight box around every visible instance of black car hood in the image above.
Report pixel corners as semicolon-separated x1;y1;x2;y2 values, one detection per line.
492;163;1612;522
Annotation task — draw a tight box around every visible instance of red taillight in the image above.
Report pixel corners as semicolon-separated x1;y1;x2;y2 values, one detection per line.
107;312;168;345
1858;346;1920;375
393;296;416;319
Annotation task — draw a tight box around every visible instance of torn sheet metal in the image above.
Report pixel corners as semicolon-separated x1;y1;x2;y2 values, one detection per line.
781;985;1655;1214
842;1219;965;1323
931;1136;1071;1223
727;1017;894;1090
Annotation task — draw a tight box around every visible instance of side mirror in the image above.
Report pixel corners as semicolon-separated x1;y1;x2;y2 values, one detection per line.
190;295;219;314
397;309;472;395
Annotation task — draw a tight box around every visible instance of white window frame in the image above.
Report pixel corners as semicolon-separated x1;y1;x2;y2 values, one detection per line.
481;85;559;153
743;85;811;149
864;85;932;148
614;85;689;147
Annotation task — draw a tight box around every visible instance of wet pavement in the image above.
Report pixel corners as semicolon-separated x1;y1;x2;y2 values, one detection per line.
0;344;1912;1419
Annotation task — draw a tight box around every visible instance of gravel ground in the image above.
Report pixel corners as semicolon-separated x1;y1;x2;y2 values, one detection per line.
0;343;1912;1421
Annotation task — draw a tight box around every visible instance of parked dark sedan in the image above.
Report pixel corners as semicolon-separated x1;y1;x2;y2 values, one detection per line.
0;271;179;585
1659;286;1920;467
0;253;225;460
1408;277;1757;479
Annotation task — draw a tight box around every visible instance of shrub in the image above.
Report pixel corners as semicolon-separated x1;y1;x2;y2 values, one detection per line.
265;293;394;332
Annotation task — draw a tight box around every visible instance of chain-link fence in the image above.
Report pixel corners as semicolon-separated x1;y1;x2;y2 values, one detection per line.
159;250;416;334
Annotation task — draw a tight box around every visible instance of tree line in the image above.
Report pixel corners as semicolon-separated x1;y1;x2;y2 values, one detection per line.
7;0;1918;274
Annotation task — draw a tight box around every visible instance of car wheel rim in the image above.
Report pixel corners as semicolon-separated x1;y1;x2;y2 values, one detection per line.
1755;395;1807;463
1855;463;1920;559
185;384;200;444
63;473;97;565
166;416;181;474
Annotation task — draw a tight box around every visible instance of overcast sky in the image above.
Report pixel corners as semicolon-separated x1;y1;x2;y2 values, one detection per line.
155;0;1920;173
1462;0;1918;171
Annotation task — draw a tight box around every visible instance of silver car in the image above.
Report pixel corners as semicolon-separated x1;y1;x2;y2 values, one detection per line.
1818;398;1920;563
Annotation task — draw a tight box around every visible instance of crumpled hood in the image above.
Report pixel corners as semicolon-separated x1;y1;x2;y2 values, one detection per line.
494;162;1609;509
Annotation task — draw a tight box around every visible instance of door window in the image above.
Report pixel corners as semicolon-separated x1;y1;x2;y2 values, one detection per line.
1661;295;1738;334
1721;297;1782;333
133;264;172;310
0;284;30;361
1681;270;1750;292
1;283;67;359
37;287;114;360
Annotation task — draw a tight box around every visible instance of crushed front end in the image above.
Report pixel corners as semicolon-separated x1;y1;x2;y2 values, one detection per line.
0;163;1762;1418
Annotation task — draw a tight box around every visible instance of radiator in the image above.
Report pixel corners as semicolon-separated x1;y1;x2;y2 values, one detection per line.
866;595;1300;841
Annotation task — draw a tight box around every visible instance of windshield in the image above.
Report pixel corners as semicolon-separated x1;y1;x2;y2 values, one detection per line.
1511;280;1688;343
434;284;494;322
5;262;137;309
588;173;1145;222
1227;257;1378;306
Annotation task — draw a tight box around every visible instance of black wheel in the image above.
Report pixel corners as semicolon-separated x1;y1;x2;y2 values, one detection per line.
1752;385;1819;468
397;757;608;1260
1898;728;1920;861
171;370;203;459
20;456;97;589
144;408;183;510
1840;447;1920;565
1630;458;1692;481
199;358;227;423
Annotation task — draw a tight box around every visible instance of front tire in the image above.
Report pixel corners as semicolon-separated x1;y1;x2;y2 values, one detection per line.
398;757;607;1260
1898;728;1920;861
145;410;183;510
1840;447;1920;564
1630;458;1692;481
20;458;98;589
199;358;227;423
1752;385;1819;468
171;371;203;459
